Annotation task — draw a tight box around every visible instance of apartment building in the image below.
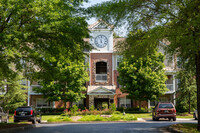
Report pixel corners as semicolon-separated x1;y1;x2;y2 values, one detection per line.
27;20;178;109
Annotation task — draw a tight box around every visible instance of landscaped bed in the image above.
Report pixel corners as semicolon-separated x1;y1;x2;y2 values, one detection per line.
171;123;200;133
42;114;137;122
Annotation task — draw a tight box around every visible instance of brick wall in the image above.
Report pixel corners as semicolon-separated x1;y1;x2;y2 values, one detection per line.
90;53;113;85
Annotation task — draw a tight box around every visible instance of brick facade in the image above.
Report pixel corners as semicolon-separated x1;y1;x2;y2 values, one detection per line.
90;53;113;85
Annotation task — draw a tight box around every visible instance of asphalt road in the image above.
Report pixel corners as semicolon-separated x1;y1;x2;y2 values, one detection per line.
16;118;197;133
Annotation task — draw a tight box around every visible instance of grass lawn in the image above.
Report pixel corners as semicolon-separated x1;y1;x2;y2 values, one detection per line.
172;124;200;133
130;112;193;119
78;114;137;121
41;114;137;122
42;115;72;122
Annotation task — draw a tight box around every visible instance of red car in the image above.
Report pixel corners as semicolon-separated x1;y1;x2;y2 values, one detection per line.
152;102;176;121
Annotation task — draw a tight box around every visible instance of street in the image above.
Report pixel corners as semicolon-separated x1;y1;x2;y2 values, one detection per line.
16;118;197;133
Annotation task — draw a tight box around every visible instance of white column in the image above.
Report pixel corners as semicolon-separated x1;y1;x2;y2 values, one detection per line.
27;80;30;106
173;74;176;92
89;53;91;86
148;100;150;110
173;93;176;106
173;74;176;106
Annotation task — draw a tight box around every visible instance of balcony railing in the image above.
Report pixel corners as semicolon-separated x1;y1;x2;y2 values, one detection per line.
166;84;174;93
96;74;107;82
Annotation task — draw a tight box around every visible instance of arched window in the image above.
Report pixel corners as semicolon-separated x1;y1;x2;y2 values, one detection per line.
96;62;107;74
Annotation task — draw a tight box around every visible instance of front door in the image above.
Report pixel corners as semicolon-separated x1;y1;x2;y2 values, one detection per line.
94;98;109;110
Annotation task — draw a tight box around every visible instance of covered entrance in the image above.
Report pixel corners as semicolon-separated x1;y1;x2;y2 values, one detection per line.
94;98;109;110
87;86;116;109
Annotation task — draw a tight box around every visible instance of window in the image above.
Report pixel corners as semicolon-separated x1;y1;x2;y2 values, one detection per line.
117;55;122;68
96;62;107;82
74;99;84;108
96;62;107;74
36;98;51;108
119;98;131;108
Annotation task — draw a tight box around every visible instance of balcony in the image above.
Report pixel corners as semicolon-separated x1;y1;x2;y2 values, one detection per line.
95;74;107;82
30;85;42;95
166;84;175;94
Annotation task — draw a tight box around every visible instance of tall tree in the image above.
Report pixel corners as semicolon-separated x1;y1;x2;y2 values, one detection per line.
118;50;168;111
34;59;89;108
176;69;196;114
88;0;200;130
1;0;90;78
1;0;91;108
0;75;27;112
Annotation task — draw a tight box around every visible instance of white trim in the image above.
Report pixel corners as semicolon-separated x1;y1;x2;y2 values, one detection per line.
89;53;91;86
90;51;113;53
173;74;176;92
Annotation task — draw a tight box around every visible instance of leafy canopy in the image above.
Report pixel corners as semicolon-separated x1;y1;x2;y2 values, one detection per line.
118;50;168;102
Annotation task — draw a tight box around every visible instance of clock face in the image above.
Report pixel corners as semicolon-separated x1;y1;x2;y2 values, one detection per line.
94;35;108;48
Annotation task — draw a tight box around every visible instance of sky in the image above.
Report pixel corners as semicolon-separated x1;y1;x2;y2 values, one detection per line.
82;0;127;37
83;0;111;24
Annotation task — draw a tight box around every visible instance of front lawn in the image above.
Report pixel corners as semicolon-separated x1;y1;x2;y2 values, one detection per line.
171;124;200;133
129;112;193;119
41;114;137;122
42;115;72;122
78;114;137;121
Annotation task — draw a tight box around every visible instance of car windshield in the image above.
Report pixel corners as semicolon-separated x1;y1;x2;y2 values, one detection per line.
16;107;31;111
159;104;173;108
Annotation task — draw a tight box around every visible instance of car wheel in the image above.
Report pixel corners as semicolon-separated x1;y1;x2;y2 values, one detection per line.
14;120;19;123
32;117;36;124
173;117;176;121
194;113;198;120
168;118;171;121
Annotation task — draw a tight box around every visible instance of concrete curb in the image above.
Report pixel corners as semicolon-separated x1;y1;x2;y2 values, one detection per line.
0;124;35;133
41;120;146;124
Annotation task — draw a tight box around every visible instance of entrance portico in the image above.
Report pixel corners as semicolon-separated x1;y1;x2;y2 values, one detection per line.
87;86;115;108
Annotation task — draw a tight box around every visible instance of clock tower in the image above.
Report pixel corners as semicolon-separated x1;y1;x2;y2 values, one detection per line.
87;20;116;109
88;19;114;52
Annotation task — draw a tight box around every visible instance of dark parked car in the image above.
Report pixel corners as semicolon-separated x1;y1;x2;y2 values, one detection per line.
0;107;9;123
14;106;41;124
152;102;176;121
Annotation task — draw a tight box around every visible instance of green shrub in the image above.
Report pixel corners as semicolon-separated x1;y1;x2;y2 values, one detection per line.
71;105;78;115
123;114;137;121
78;115;105;121
110;103;116;112
89;105;95;111
109;114;121;121
112;111;121;114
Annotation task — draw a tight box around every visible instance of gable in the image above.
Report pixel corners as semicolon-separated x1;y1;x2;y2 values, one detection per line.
88;86;115;95
88;19;113;30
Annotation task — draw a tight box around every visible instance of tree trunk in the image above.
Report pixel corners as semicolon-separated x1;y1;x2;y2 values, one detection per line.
195;52;200;131
139;100;141;112
189;92;191;114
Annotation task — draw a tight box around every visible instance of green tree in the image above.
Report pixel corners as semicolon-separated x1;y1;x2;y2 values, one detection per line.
34;59;89;108
89;0;200;130
0;75;27;112
1;0;90;79
176;69;196;114
1;0;91;109
118;50;168;111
